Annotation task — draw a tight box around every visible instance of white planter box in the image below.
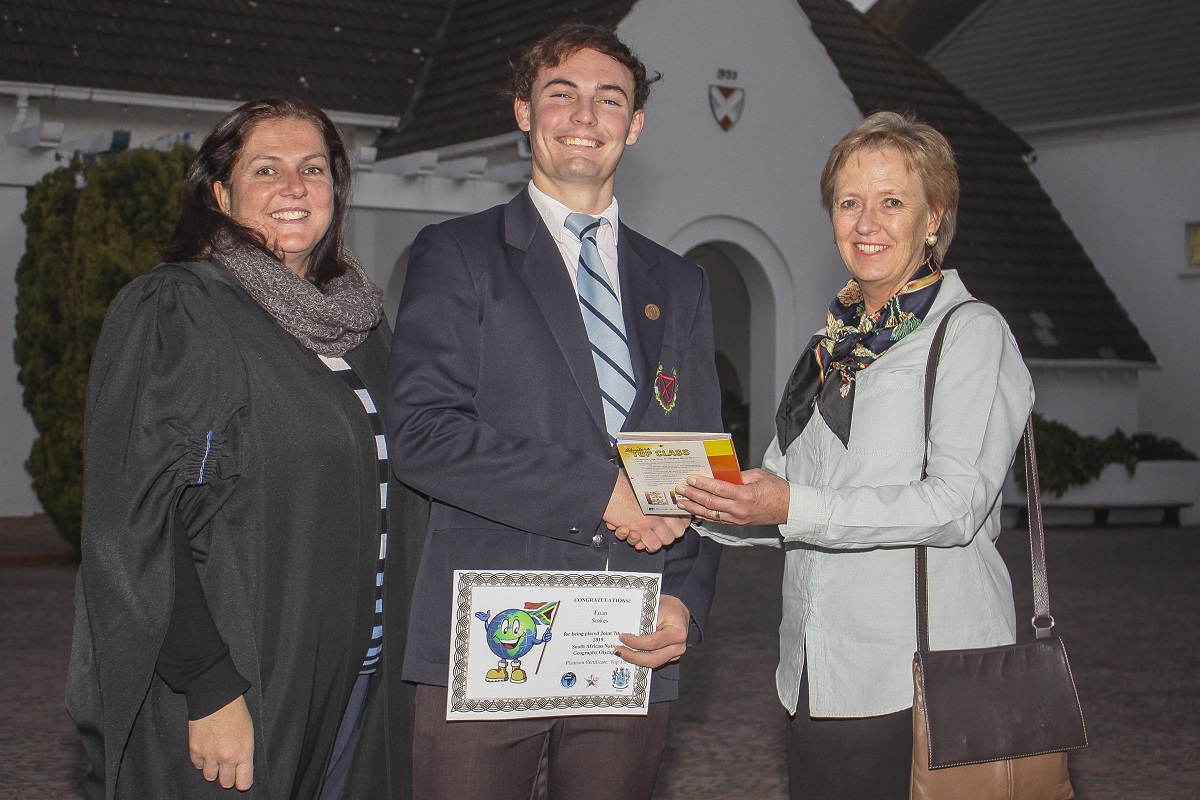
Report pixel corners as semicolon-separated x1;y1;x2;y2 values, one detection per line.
1004;460;1200;526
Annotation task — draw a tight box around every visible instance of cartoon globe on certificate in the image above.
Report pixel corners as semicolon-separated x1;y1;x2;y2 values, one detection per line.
474;603;556;685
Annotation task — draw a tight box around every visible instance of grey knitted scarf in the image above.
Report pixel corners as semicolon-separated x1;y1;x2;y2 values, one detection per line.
212;235;383;357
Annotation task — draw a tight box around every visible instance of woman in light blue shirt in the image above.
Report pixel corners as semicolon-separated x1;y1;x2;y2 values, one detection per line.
672;112;1034;800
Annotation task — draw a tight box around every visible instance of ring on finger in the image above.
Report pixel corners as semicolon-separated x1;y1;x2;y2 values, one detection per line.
714;510;722;522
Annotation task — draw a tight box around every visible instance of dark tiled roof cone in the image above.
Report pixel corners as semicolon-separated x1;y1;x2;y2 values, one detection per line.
373;0;640;155
881;0;1200;129
0;0;446;116
864;0;986;57
799;0;1153;363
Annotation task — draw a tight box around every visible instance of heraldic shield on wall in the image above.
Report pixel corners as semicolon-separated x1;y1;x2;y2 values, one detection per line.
709;85;745;131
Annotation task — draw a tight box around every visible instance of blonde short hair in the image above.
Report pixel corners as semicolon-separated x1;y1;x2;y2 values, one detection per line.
820;111;959;264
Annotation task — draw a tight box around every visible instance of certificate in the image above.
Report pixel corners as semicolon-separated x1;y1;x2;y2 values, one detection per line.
446;569;661;720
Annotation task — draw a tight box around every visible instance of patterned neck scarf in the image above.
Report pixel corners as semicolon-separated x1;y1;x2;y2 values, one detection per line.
210;233;383;357
776;260;943;450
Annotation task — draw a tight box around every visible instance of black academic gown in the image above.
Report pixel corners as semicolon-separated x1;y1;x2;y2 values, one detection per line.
66;261;422;800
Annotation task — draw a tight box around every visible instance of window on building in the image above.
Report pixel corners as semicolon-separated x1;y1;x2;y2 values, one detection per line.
1189;223;1200;267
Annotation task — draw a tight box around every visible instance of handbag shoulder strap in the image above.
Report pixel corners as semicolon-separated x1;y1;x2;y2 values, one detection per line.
916;300;1055;653
919;301;975;481
1022;416;1054;639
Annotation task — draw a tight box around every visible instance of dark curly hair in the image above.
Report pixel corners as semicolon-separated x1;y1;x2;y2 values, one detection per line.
160;96;353;288
511;23;660;110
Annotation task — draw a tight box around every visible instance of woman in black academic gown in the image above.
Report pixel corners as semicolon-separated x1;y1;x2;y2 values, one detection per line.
67;97;422;800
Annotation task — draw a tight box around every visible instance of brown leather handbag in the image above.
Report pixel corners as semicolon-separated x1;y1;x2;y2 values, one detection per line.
910;302;1088;800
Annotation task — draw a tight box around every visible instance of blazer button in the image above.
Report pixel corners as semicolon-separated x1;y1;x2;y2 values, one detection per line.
569;527;580;535
591;533;606;548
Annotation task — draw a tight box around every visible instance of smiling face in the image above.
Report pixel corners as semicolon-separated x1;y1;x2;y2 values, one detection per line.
212;117;334;278
514;47;644;213
831;147;944;313
485;609;538;661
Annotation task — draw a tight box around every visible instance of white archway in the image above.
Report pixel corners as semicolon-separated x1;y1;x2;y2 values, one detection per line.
669;217;798;462
686;243;752;463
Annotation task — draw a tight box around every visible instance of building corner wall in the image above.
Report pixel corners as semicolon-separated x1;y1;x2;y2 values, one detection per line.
0;185;42;515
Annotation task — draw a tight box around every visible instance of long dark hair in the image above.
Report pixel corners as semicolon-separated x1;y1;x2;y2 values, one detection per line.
161;97;353;288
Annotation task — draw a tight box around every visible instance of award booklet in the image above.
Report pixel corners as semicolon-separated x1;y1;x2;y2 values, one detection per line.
615;432;742;515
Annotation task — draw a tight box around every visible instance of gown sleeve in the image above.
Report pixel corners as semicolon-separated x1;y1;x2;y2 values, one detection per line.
156;507;250;719
67;264;248;795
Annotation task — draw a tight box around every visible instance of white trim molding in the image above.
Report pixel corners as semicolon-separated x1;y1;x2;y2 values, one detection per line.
0;80;400;130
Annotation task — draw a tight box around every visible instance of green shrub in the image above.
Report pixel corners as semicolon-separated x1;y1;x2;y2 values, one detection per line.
14;145;194;549
1015;413;1198;498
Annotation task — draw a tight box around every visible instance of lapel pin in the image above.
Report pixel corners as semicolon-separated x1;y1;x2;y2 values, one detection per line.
644;303;660;321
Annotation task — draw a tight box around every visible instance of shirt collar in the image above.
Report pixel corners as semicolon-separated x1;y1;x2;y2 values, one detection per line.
527;181;620;244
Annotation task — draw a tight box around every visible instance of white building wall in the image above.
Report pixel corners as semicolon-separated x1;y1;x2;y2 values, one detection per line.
1027;362;1140;437
2;99;225;158
617;0;864;458
0;184;39;514
1024;114;1200;455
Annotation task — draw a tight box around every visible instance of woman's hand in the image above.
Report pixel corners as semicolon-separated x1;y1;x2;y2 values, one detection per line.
675;469;791;527
188;695;254;791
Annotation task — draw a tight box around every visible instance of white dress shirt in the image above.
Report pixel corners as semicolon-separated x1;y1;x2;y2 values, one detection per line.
527;181;622;301
701;271;1035;717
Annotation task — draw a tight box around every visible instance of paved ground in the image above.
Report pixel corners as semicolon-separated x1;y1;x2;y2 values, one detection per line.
0;515;84;800
2;514;1198;799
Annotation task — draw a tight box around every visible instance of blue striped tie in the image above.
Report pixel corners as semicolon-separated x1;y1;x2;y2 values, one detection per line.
566;212;637;444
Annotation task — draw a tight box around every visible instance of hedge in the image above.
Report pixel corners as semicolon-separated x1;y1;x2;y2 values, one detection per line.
1015;413;1198;498
14;144;194;549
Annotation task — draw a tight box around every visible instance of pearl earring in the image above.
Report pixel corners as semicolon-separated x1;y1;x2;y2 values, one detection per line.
925;232;939;247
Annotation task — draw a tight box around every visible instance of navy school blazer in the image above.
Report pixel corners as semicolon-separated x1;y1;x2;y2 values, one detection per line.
386;189;723;702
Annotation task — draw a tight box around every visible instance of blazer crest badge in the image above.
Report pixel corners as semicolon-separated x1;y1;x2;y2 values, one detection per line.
654;364;678;414
709;85;745;131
